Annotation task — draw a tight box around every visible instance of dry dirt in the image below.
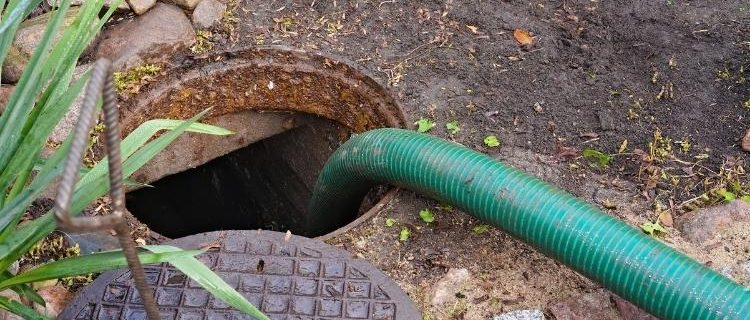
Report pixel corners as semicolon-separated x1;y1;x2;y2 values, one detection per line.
32;1;750;319
211;1;750;319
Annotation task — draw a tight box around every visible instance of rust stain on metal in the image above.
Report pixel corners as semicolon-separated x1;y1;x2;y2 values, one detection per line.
119;46;406;136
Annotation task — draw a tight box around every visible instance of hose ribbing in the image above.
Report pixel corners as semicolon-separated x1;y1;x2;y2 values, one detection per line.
306;128;750;320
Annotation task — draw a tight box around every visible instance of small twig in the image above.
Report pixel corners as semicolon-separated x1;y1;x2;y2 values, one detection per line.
378;0;395;8
677;193;706;209
385;39;440;65
582;137;600;144
669;156;718;176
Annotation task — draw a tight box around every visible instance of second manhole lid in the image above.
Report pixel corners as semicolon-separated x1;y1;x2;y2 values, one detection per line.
61;230;419;319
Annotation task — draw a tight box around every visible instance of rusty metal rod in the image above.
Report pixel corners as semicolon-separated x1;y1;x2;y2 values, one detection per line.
53;59;160;320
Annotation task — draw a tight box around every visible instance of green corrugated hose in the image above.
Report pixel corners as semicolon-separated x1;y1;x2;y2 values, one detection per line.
306;128;750;320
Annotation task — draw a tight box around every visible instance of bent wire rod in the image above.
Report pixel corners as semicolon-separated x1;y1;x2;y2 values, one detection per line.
53;59;160;320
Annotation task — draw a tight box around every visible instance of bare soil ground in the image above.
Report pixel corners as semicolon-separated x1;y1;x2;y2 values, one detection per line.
213;1;750;319
235;0;749;168
227;0;750;202
28;1;747;319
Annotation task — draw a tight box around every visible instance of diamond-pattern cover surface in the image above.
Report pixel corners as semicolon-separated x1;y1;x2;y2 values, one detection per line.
61;230;419;320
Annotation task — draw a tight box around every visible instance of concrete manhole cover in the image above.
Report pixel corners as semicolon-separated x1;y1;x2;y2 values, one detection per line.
61;230;419;319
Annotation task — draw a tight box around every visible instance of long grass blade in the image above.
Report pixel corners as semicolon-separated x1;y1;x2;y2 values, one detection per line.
0;0;39;51
0;71;89;202
0;0;109;203
0;295;46;320
0;0;8;18
0;0;72;170
0;0;105;179
0;249;200;289
0;0;103;187
0;271;45;306
0;0;43;82
11;283;44;307
0;137;70;241
0;0;34;34
146;245;269;320
0;112;211;273
80;117;232;185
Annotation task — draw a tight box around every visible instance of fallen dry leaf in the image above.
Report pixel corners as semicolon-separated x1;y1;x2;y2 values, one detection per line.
35;286;72;318
466;25;479;34
199;240;222;251
198;231;226;251
579;132;599;139
658;210;673;227
554;146;578;161
618;139;628;153
513;28;533;45
533;102;543;113
602;199;617;210
742;128;750;151
681;166;694;176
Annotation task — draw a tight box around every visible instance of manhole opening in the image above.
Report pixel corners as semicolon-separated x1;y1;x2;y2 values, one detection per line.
125;113;385;238
116;48;406;240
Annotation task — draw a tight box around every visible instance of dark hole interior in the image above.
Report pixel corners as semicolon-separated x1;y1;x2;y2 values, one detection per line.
125;116;374;238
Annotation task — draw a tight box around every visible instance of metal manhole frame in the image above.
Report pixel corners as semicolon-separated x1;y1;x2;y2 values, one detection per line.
117;46;406;240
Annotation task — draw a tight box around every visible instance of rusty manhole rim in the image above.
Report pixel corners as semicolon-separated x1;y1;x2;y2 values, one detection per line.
119;45;406;240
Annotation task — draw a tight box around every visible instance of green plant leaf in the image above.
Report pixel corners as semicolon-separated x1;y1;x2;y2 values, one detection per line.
414;118;435;133
472;224;490;235
0;70;89;204
419;208;435;223
13;283;45;307
0;0;74;171
0;0;44;66
0;0;114;210
129;119;234;136
399;227;411;241
0;249;200;289
0;295;46;320
385;218;396;227
640;222;667;236
483;135;500;148
146;245;269;320
0;0;38;34
741;195;750;203
0;137;71;241
445;121;460;135
1;271;45;306
0;111;210;275
582;148;611;168
718;188;736;202
74;111;215;209
79;117;232;186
